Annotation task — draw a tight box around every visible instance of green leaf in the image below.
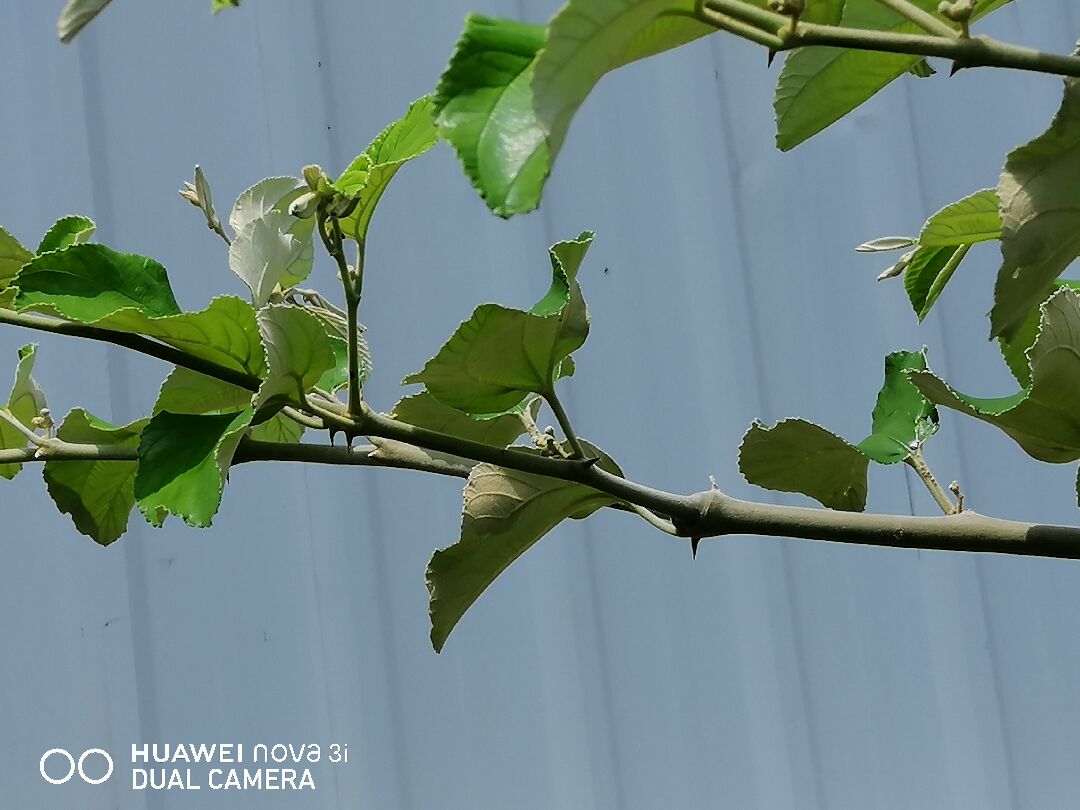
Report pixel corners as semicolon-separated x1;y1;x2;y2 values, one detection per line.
0;226;34;289
434;16;548;218
859;351;938;462
255;305;337;413
334;95;438;240
15;255;265;377
911;289;1080;463
908;59;936;78
740;351;936;510
533;0;712;153
37;215;96;255
212;0;241;12
390;392;533;447
0;345;47;480
153;368;252;416
999;279;1080;387
991;77;1080;339
43;410;146;545
903;244;969;321
15;244;181;322
229;210;314;307
134;408;253;528
437;5;710;217
774;0;1012;150
57;0;113;43
918;189;1001;247
404;232;593;413
740;420;870;511
249;412;304;444
427;439;620;651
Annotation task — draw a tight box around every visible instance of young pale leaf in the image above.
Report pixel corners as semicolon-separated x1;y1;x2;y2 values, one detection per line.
855;236;916;253
740;420;870;512
390;392;532;448
903;244;969;321
228;177;303;236
774;0;1012;150
255;305;337;413
427;440;621;652
740;351;935;510
918;189;1001;247
212;0;241;12
404;233;593;413
334;95;438;240
135;408;253;528
0;345;47;480
0;226;35;289
229;210;314;307
37;216;96;255
991;78;1080;340
43;410;147;545
57;0;113;43
911;289;1080;463
999;280;1080;387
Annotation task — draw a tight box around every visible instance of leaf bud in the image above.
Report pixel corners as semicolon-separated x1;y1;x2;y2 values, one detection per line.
302;164;329;192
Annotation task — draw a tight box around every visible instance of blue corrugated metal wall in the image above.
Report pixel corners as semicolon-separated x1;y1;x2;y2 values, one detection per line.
2;2;1080;807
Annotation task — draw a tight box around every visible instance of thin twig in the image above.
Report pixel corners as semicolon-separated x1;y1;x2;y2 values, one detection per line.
871;0;958;37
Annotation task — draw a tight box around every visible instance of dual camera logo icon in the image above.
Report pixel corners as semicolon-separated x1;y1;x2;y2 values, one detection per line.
39;748;114;785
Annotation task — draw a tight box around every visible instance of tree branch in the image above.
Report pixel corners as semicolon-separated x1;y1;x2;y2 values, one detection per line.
544;385;586;459
871;0;958;38
700;0;1080;77
0;308;262;392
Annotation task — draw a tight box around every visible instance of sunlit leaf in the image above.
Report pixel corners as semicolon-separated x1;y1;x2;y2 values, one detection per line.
135;408;253;528
37;215;96;255
0;345;47;480
0;226;33;289
334;95;438;240
436;4;710;216
43;410;146;545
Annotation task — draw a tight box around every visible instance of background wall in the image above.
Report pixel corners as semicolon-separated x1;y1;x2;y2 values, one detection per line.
2;2;1080;807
